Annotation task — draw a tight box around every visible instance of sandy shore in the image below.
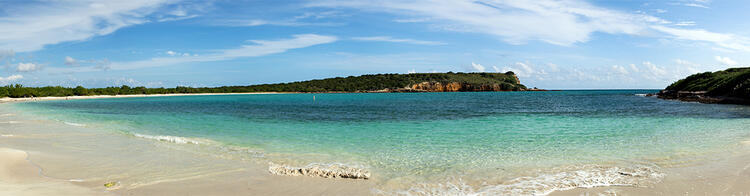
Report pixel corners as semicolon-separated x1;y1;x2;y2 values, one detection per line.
3;96;750;195
0;92;286;103
0;148;112;196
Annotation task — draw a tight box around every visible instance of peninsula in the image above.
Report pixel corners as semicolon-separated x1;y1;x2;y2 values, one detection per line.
0;72;531;98
658;67;750;105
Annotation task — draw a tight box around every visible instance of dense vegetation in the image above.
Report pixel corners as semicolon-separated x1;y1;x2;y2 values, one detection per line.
0;72;526;98
665;67;750;99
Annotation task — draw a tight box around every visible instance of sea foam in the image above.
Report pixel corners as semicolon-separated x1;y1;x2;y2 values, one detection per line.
63;122;86;127
132;133;212;145
268;162;371;179
383;164;663;196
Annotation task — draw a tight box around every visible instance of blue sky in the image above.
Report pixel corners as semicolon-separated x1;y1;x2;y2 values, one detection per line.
0;0;748;89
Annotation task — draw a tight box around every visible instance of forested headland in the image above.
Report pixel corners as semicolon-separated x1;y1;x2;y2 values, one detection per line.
0;72;529;98
658;67;750;104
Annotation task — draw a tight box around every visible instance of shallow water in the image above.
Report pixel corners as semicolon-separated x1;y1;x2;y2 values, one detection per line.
8;90;750;194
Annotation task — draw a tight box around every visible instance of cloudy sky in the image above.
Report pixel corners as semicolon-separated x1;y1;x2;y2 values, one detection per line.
0;0;747;89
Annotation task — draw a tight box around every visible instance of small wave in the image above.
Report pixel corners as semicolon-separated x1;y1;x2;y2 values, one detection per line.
68;179;85;182
0;113;15;117
1;134;12;137
132;133;213;145
268;162;371;179
384;164;663;196
634;94;648;97
63;122;86;127
0;121;20;124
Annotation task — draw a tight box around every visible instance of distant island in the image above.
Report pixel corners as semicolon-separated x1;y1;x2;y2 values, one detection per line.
0;72;535;98
658;67;750;105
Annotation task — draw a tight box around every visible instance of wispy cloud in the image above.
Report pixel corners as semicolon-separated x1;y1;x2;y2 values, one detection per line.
651;26;750;52
715;56;738;66
311;0;749;52
218;11;345;27
0;0;187;52
65;34;338;71
352;36;444;45
674;21;696;26
310;0;654;46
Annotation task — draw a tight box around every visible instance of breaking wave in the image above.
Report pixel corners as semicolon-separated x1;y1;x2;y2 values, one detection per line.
268;162;371;179
63;122;86;127
380;164;663;196
132;133;214;145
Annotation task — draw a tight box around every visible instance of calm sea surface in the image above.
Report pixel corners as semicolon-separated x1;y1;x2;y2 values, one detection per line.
11;90;750;194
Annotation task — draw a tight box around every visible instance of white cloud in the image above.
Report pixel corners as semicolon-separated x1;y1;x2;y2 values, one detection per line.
312;0;750;52
311;0;653;46
715;56;738;66
352;36;444;45
651;26;750;52
166;51;177;56
407;69;416;74
643;61;667;76
0;0;183;52
470;62;485;72
0;75;23;82
655;9;667;13
674;21;696;26
64;56;78;66
220;12;344;27
612;65;629;74
16;62;40;72
492;65;501;72
629;64;640;72
682;3;709;9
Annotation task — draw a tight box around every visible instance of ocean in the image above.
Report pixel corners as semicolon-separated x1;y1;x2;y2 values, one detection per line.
8;90;750;194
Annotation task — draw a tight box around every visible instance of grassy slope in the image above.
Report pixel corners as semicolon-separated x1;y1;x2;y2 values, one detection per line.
665;67;750;99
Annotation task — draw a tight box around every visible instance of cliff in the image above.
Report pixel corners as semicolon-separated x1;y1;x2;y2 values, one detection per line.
658;67;750;105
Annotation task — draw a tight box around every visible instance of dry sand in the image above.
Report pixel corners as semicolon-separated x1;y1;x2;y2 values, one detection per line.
0;92;285;103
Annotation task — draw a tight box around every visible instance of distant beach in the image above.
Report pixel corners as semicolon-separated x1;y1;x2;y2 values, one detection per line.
0;92;285;103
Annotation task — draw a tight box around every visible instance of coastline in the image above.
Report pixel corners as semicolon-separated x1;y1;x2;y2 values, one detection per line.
0;92;287;103
656;90;750;105
0;104;375;195
3;92;750;195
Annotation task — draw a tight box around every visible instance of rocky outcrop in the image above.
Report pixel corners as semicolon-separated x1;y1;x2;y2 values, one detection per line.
657;90;749;105
406;82;510;92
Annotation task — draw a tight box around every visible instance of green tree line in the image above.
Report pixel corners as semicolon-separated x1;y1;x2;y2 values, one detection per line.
0;72;526;98
666;67;750;99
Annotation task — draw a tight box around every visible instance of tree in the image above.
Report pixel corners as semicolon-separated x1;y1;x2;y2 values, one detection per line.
74;86;89;96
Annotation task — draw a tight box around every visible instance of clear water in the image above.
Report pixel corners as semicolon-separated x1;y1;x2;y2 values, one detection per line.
10;90;750;194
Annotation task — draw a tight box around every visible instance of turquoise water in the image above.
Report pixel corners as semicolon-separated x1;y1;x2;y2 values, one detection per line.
11;90;750;193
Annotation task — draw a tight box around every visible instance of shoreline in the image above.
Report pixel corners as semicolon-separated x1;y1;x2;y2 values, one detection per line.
4;91;750;195
0;92;288;103
0;90;558;103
